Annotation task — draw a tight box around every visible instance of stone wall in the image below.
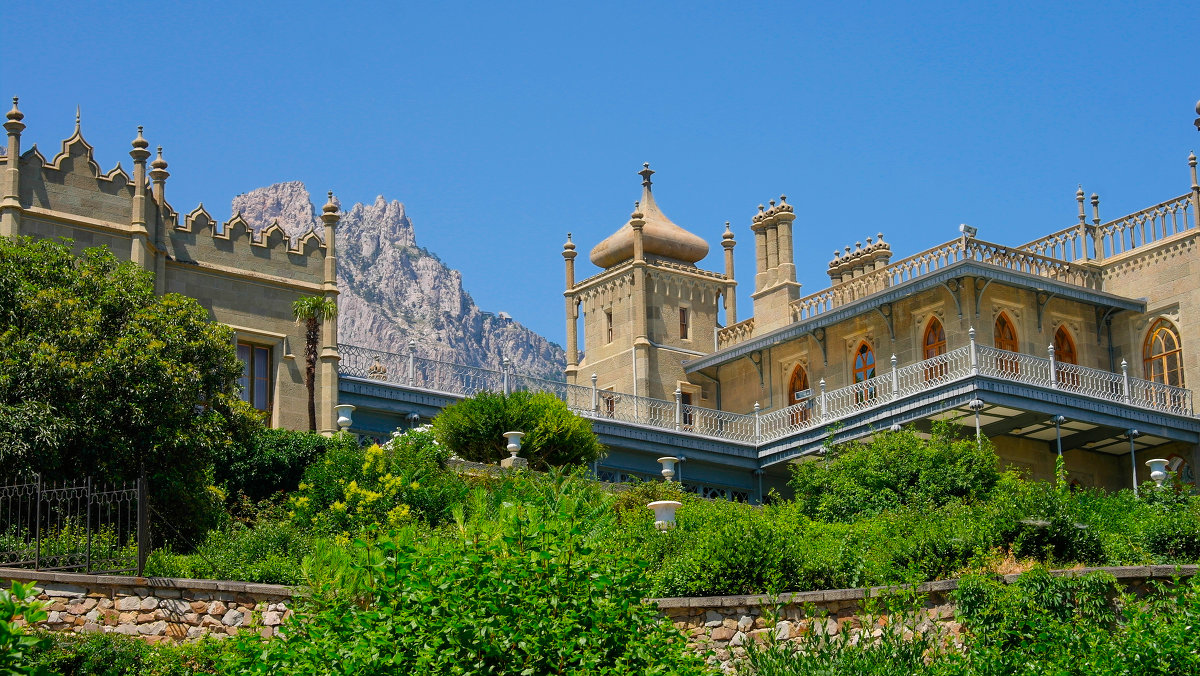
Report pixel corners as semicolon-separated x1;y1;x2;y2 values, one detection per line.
0;568;294;643
4;563;1196;663
656;564;1198;671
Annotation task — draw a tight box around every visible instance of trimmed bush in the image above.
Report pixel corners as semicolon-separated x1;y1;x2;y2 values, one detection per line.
432;391;603;469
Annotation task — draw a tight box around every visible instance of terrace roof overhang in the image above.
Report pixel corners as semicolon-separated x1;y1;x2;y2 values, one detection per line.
756;374;1200;467
685;260;1145;374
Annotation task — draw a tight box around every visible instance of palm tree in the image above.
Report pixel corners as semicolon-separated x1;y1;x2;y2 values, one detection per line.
292;295;338;431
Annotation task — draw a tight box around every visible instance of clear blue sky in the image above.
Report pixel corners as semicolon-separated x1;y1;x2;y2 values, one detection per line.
9;1;1200;348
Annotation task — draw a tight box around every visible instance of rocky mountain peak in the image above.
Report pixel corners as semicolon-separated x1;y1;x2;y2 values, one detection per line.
232;181;319;241
227;182;565;381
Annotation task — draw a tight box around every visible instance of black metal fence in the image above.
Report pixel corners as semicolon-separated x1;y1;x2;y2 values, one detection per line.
0;476;146;575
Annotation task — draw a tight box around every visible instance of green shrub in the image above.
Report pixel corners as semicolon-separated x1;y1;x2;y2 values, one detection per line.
213;428;357;503
288;427;468;535
144;517;315;585
432;390;603;469
1;580;52;676
789;423;999;522
27;631;224;675
224;493;711;675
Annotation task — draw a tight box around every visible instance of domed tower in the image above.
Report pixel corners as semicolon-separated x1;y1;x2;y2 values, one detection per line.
563;164;735;403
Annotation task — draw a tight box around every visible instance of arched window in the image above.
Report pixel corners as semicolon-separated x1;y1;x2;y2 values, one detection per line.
923;318;947;381
1144;319;1184;387
854;342;876;383
995;313;1019;352
923;318;947;359
787;365;811;425
853;342;876;404
994;312;1020;376
1053;326;1077;364
1054;326;1078;388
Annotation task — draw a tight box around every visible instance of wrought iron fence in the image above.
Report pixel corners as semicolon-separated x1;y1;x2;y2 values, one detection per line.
0;475;146;575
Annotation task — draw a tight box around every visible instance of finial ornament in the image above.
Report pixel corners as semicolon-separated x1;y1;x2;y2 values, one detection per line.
323;190;338;215
638;162;654;187
563;232;576;251
722;220;734;240
75;105;81;130
151;146;168;170
6;97;23;122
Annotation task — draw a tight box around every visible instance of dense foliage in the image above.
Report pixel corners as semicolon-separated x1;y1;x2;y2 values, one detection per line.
0;236;261;540
1;581;53;676
288;427;469;534
432;390;604;469
25;632;221;676
212;427;357;504
789;423;1000;521
223;476;709;676
742;569;1200;675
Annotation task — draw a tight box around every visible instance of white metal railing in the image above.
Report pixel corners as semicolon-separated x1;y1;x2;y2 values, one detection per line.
338;341;1194;447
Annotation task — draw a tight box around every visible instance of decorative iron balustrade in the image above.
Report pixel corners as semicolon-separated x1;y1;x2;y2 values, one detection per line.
339;340;1195;447
0;476;146;575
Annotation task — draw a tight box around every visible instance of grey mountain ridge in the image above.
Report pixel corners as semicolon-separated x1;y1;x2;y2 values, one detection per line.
231;182;566;380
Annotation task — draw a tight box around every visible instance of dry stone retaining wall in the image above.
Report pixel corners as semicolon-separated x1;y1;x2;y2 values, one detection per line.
655;564;1198;670
0;568;294;643
3;564;1196;663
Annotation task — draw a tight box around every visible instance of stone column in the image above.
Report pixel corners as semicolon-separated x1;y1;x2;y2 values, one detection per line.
149;147;170;295
128;128;152;274
563;234;579;377
721;221;737;325
0;98;24;238
319;192;341;435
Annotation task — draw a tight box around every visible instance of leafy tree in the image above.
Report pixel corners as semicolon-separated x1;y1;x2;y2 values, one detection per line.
432;390;603;469
0;236;261;540
291;296;337;432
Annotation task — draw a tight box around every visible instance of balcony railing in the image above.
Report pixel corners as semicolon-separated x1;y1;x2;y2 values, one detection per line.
338;340;1194;447
716;192;1200;351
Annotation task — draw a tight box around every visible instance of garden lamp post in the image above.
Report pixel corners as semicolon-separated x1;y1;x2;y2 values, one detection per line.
1127;429;1141;496
1053;415;1066;459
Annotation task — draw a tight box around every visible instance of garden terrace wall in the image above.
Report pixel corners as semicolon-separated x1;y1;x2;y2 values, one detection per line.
0;568;294;642
2;564;1195;655
655;565;1198;669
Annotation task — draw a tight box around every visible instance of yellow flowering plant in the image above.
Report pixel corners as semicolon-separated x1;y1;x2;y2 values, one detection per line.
289;427;467;535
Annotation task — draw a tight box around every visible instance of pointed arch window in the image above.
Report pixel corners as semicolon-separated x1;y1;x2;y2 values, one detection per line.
787;364;811;426
995;313;1019;352
994;313;1020;375
1144;319;1184;387
1054;326;1079;387
853;342;876;404
922;318;948;381
853;342;876;383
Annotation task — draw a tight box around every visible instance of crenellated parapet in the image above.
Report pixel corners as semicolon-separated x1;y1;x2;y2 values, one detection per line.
1;97;342;432
0;102;332;291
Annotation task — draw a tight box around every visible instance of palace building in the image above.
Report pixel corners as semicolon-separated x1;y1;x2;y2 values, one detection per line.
564;149;1200;495
0;99;342;433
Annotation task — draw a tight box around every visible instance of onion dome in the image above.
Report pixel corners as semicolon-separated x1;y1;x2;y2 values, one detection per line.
589;164;709;267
